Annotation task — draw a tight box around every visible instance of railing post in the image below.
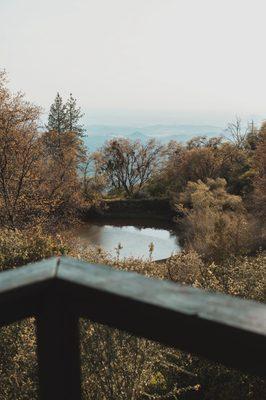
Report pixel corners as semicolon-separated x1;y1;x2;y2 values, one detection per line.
36;294;82;400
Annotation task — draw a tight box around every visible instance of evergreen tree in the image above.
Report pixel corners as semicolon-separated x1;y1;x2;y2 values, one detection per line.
65;93;84;137
45;92;87;166
47;92;67;133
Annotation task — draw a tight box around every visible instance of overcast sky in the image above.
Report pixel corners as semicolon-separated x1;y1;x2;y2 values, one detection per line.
1;0;266;126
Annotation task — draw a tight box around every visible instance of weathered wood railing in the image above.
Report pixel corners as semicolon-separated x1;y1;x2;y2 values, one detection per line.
0;256;265;399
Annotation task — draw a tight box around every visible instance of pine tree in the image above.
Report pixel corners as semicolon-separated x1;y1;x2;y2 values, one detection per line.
47;92;67;133
45;92;87;168
65;93;84;137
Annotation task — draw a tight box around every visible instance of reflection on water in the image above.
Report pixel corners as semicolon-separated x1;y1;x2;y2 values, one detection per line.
73;218;181;260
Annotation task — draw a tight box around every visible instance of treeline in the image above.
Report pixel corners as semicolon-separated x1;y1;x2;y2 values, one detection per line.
93;121;264;200
93;120;266;259
0;71;89;230
1;67;265;257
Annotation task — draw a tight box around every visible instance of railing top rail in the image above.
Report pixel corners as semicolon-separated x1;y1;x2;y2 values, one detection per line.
0;256;265;376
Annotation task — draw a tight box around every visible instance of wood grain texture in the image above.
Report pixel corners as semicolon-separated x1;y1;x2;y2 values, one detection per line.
0;258;58;326
58;256;266;376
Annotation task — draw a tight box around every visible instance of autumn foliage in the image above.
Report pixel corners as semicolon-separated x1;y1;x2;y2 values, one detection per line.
0;71;265;399
0;72;88;230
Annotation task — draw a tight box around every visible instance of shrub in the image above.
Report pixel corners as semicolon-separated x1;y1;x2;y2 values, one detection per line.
0;227;68;271
175;178;253;262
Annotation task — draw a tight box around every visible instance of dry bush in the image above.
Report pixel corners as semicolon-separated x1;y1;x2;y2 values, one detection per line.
185;209;252;262
199;253;266;302
175;178;253;262
80;321;174;400
0;227;67;271
0;319;38;400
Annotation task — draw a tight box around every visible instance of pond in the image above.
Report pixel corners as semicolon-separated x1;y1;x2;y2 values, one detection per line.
73;218;181;261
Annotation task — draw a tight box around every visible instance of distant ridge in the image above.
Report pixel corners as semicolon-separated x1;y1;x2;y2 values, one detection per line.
86;124;223;136
83;124;224;152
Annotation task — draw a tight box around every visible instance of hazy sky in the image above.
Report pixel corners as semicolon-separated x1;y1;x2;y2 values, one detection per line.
1;0;266;126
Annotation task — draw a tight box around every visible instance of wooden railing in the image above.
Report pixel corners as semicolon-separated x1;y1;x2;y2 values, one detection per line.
0;256;265;399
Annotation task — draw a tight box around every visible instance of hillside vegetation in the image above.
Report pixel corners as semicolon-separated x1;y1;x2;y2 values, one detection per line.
0;71;265;399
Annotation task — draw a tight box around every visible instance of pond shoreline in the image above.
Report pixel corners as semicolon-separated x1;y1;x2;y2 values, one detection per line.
81;197;176;222
71;214;181;261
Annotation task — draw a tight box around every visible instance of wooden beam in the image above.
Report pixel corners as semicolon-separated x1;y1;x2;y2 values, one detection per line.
0;258;58;326
36;289;82;400
0;256;265;378
57;257;266;377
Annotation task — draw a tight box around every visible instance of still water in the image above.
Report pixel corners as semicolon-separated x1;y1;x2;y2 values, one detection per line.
73;218;181;260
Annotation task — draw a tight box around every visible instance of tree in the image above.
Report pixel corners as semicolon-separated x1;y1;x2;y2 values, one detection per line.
94;138;164;197
161;139;228;192
47;92;84;137
0;71;44;228
225;117;258;149
45;92;86;161
150;134;255;197
0;72;86;228
42;92;88;221
47;92;67;134
252;129;266;246
65;93;84;136
45;93;68;160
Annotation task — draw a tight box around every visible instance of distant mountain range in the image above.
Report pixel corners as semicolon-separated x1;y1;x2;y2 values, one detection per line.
83;124;224;152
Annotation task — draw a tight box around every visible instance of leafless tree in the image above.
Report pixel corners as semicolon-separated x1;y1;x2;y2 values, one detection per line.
94;138;164;197
225;116;250;148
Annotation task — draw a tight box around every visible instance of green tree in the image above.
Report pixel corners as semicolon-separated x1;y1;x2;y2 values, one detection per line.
43;92;88;221
65;93;84;136
45;92;86;161
47;92;67;134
